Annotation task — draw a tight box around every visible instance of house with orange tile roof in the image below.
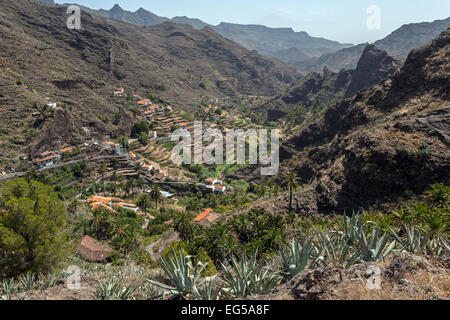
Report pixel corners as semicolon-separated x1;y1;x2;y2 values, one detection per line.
77;236;112;261
213;185;227;193
87;196;122;205
60;147;74;154
34;154;56;169
89;202;119;214
194;208;214;222
205;178;221;186
193;208;220;226
143;163;153;171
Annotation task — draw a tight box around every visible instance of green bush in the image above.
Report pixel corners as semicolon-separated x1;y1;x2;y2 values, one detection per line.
194;247;218;277
0;179;69;277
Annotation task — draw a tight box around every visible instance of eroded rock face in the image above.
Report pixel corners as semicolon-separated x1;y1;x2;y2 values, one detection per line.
345;45;401;98
277;28;450;214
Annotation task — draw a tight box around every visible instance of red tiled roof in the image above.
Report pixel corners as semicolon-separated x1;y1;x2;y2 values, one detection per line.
194;208;214;222
34;155;56;163
60;147;73;153
88;196;121;204
77;236;112;261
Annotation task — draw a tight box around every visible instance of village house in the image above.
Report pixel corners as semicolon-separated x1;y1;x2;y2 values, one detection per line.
137;99;151;106
88;196;118;207
128;151;136;160
114;202;139;213
179;122;187;129
102;141;121;154
114;87;125;97
34;152;57;169
89;202;119;214
143;163;153;172
205;178;222;186
213;185;227;193
193;208;220;227
77;235;112;261
59;146;74;155
46;103;57;110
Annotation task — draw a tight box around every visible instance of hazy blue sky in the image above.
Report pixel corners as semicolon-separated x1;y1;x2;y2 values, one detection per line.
57;0;450;44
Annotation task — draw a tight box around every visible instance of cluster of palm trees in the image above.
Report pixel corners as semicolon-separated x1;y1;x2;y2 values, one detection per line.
73;207;142;253
136;184;163;213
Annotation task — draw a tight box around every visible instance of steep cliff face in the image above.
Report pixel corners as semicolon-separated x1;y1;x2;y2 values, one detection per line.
259;67;354;122
345;45;401;98
279;28;450;213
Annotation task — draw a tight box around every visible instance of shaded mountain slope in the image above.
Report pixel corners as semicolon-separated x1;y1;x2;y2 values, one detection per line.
277;28;450;213
345;45;401;98
257;67;353;122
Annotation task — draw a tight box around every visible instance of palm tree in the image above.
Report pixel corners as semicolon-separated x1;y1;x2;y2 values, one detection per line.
174;212;195;242
124;179;134;197
268;179;275;198
98;164;107;192
284;170;299;212
135;162;142;179
150;184;162;209
136;193;152;215
68;198;80;214
74;214;89;236
111;171;118;186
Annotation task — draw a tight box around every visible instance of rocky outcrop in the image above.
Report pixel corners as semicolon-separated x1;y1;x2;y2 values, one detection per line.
259;67;353;122
247;252;449;300
278;28;450;214
345;45;401;98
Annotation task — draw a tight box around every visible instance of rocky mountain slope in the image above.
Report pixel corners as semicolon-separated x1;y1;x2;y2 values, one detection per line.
278;28;450;214
256;45;401;122
345;45;401;98
79;4;351;66
257;68;354;122
0;0;300;161
67;3;449;76
296;17;450;73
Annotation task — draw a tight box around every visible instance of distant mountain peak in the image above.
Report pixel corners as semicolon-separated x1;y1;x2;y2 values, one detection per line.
110;4;123;12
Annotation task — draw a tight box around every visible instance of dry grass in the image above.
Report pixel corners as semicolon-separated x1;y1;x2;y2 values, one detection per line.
322;269;450;300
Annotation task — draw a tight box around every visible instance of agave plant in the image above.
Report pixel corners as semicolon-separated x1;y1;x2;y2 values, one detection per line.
192;276;219;300
93;277;135;300
357;227;396;262
146;248;209;299
315;231;361;268
392;226;450;256
221;250;282;298
280;237;317;278
38;271;61;289
19;272;37;291
1;279;17;297
137;283;164;300
336;211;365;244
